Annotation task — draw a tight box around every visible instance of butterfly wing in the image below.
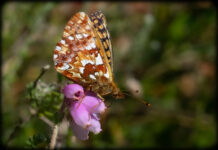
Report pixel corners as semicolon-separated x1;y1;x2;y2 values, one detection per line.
89;11;113;73
53;12;113;93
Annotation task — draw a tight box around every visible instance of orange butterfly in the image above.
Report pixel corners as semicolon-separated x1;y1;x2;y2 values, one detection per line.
53;11;124;99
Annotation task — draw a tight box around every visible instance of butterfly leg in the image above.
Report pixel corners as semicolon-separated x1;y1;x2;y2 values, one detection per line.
97;93;105;101
89;101;102;114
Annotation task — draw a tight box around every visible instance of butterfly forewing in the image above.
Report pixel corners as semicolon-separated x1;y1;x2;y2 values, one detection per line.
53;12;113;94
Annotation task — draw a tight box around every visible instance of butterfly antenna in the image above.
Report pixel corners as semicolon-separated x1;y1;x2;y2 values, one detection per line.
134;90;151;107
136;97;151;107
122;91;131;96
120;88;132;96
122;89;151;107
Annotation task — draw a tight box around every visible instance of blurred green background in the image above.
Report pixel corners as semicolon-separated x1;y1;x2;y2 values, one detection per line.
2;2;216;148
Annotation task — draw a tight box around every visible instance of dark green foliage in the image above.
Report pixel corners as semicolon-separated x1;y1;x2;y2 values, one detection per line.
26;80;63;122
26;133;49;148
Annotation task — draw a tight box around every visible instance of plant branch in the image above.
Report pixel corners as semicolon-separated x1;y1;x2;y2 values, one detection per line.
49;124;58;150
33;65;50;88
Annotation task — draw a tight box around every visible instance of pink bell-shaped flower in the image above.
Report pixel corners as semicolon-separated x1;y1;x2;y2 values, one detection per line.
61;84;106;140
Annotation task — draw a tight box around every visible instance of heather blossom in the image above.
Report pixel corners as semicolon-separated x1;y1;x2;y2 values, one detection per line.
61;84;106;140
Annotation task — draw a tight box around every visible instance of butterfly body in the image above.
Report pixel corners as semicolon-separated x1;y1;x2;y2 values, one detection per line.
54;11;123;99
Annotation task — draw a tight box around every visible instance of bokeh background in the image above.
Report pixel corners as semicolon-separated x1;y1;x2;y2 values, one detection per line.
2;2;216;148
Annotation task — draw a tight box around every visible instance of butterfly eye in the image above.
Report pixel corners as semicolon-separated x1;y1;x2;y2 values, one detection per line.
113;93;121;99
115;91;124;99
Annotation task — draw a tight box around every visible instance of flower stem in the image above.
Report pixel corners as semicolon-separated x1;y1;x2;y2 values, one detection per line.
49;124;58;149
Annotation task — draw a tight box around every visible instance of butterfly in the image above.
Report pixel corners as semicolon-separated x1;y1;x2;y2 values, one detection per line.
53;11;124;99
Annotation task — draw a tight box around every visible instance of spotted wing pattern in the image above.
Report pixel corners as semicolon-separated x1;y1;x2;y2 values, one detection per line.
89;11;113;72
53;12;114;95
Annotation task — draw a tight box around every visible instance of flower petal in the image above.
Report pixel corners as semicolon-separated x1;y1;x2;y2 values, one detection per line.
94;101;106;114
91;113;100;121
69;119;89;141
69;102;90;128
62;84;106;140
88;118;102;134
82;96;106;114
62;84;84;100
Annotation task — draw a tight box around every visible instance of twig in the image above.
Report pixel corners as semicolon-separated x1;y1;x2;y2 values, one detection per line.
29;64;50;106
49;124;58;150
33;65;50;88
39;116;54;128
30;107;54;127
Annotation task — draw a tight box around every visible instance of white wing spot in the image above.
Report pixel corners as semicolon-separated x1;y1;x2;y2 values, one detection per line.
83;33;89;37
53;54;58;59
85;45;92;50
80;12;85;19
68;36;74;40
94;72;99;76
81;59;94;67
89;74;96;80
59;63;69;71
104;71;110;78
55;46;61;51
96;54;103;65
90;42;96;49
60;40;66;45
76;34;82;39
79;67;84;74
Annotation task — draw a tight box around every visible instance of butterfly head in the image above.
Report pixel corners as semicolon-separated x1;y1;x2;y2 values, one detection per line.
112;84;124;99
112;90;124;99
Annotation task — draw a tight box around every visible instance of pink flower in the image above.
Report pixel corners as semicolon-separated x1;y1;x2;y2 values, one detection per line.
61;84;106;140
